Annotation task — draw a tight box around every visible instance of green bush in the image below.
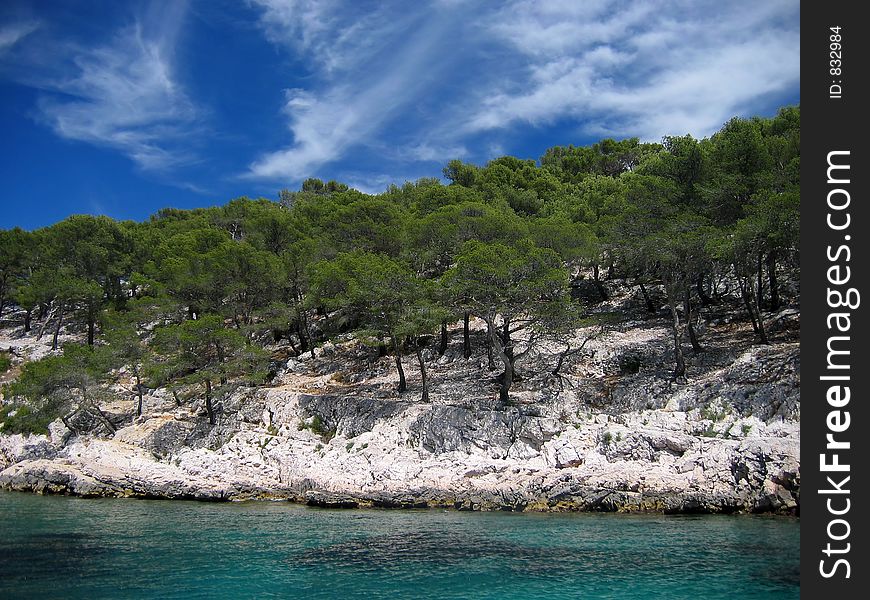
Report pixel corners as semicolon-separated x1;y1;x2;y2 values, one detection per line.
0;403;57;435
0;353;11;374
700;424;719;438
298;414;336;442
700;405;729;422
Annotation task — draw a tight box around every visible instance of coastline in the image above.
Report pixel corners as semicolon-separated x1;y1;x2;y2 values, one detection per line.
1;297;800;516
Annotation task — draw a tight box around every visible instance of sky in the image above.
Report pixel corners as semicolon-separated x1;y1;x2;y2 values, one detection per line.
0;0;800;230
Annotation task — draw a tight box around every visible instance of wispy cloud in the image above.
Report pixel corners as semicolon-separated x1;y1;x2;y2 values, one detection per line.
0;20;39;53
245;1;464;181
32;0;201;171
407;142;468;163
464;0;800;140
245;0;798;185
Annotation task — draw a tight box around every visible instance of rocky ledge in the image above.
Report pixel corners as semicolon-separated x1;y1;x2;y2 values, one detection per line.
0;311;800;514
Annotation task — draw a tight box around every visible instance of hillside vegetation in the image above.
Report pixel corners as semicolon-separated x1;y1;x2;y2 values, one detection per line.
0;107;799;438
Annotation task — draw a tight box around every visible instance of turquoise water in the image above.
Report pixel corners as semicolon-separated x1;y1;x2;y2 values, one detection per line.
0;492;798;599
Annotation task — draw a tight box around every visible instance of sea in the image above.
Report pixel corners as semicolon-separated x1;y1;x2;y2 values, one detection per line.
0;491;799;599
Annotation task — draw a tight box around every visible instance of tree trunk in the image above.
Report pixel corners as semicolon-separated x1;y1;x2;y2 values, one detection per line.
666;289;686;378
592;264;609;301
24;309;32;333
502;318;513;363
756;252;765;311
739;276;768;344
298;306;315;358
739;279;759;333
391;334;407;393
205;379;215;425
485;336;496;371
486;318;514;403
553;342;571;376
295;317;309;353
767;250;780;311
740;281;770;344
52;305;65;350
639;282;655;313
463;312;471;358
684;287;703;352
87;313;96;347
82;384;116;433
416;346;429;402
37;304;56;341
696;273;712;306
438;321;448;356
133;365;144;417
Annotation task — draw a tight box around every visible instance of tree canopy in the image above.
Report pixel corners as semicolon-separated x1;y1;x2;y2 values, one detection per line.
0;106;800;433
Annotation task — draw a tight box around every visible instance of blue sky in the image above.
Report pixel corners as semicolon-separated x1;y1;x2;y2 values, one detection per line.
0;0;799;230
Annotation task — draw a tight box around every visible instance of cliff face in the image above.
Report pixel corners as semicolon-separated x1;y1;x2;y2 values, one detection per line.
0;303;800;513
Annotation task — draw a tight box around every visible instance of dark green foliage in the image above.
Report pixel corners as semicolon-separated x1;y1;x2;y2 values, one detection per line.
298;415;336;442
0;105;800;413
2;344;115;434
0;404;58;435
151;315;267;424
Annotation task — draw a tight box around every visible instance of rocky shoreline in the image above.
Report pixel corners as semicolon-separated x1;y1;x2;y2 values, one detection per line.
0;315;800;515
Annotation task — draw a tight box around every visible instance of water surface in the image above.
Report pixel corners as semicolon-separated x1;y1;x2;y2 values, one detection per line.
0;492;798;599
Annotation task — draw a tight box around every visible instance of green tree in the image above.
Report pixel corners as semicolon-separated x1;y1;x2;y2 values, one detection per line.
101;293;175;418
3;344;117;434
445;240;569;402
0;228;34;319
617;175;714;376
39;215;133;345
309;252;420;394
151;315;267;425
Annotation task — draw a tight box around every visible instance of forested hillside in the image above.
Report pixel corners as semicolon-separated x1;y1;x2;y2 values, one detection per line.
0;107;799;436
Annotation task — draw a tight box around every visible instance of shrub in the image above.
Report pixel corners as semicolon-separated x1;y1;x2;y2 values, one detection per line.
700;405;729;422
700;424;718;438
0;353;11;374
298;414;336;442
0;403;58;435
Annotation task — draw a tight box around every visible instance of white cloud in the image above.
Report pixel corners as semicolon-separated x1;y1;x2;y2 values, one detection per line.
342;172;405;195
249;0;407;76
464;0;800;142
0;21;39;53
247;0;798;185
34;0;200;171
407;143;468;163
246;1;459;180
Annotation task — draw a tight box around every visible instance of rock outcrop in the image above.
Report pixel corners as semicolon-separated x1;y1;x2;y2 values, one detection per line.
0;310;801;514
